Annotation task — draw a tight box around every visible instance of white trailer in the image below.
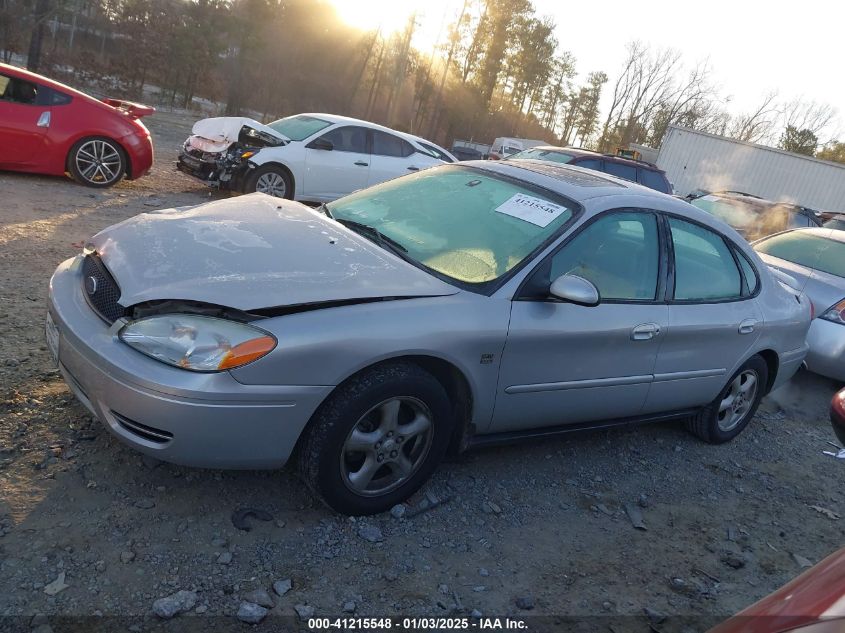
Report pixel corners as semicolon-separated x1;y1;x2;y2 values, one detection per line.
657;126;845;212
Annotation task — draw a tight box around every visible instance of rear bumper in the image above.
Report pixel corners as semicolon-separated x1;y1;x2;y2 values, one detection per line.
48;256;332;469
805;318;845;382
123;132;153;180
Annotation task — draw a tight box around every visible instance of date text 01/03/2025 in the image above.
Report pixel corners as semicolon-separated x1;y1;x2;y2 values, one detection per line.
307;618;528;630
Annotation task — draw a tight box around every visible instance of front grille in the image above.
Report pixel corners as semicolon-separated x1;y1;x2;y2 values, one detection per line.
112;411;173;444
81;254;124;323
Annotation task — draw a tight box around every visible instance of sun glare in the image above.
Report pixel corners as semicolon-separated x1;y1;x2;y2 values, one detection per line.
328;0;458;50
329;0;417;37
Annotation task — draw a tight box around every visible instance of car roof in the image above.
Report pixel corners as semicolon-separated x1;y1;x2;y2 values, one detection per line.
469;159;672;203
515;145;665;173
296;112;412;136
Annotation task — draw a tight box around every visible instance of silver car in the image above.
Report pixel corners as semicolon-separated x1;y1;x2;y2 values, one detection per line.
754;227;845;382
47;161;811;514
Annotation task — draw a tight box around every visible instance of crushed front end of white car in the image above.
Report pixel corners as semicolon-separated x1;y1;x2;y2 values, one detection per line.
176;117;287;190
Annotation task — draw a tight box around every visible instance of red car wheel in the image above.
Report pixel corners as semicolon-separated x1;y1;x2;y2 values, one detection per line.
68;136;126;187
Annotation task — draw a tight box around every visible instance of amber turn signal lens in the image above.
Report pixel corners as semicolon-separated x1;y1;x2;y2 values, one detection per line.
217;336;276;370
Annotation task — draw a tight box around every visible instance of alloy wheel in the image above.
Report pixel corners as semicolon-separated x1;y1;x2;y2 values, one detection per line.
717;369;758;432
340;396;434;497
75;140;122;185
255;172;287;197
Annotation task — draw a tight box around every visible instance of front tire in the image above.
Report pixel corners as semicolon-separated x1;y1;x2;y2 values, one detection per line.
298;362;453;515
244;164;293;199
68;137;126;187
686;355;768;443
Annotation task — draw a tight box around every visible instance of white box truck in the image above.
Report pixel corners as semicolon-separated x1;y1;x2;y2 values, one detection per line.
657;125;845;213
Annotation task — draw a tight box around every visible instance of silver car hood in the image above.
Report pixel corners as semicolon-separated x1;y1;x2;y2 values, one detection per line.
88;194;458;311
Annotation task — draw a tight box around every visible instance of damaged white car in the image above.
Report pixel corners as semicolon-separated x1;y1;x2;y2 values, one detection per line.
176;113;445;202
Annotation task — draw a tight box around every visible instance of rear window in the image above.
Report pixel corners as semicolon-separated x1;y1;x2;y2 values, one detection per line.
755;231;845;279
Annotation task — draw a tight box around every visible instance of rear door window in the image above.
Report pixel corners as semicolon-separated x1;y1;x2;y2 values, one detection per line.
372;131;414;157
573;158;602;170
669;218;742;301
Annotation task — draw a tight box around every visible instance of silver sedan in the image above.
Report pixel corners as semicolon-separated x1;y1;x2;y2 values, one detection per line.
47;161;811;514
755;227;845;382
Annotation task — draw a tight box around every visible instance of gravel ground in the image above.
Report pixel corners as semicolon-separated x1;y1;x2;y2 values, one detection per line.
0;112;843;632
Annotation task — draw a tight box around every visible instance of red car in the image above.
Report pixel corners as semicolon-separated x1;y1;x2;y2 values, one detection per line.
832;386;845;446
709;547;845;633
0;63;154;187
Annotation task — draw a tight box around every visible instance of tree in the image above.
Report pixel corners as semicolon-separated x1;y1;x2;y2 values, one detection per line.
816;141;845;163
728;91;779;143
779;125;817;155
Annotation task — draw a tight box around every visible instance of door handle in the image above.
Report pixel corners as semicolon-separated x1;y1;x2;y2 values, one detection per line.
738;318;757;335
37;111;51;128
354;161;368;166
631;322;661;341
407;166;420;171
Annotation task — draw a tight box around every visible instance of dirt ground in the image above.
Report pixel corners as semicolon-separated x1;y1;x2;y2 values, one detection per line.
0;111;843;632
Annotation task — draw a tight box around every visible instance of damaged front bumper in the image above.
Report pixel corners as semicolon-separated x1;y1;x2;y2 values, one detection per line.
176;143;255;191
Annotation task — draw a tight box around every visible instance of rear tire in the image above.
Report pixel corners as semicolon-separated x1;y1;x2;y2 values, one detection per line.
244;164;293;199
298;362;453;515
68;136;126;187
686;355;768;443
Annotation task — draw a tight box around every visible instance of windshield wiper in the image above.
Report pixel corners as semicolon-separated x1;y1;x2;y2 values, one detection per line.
333;218;408;254
317;203;333;219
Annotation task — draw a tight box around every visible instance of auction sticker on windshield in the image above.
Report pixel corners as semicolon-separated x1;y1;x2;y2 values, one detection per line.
495;193;567;228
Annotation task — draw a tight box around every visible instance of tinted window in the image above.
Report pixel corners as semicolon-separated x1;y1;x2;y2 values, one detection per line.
318;126;368;153
268;114;332;141
573;158;602;170
603;161;637;181
669;218;742;300
823;218;845;231
786;213;812;229
326;166;576;285
691;196;758;230
755;231;845;279
638;168;669;193
0;73;39;105
50;89;72;105
548;212;659;301
372;131;413;157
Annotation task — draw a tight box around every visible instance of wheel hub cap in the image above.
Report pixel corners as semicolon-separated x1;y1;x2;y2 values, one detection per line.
717;369;759;432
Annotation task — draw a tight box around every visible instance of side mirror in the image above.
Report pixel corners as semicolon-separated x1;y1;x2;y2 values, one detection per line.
307;138;333;151
549;274;600;307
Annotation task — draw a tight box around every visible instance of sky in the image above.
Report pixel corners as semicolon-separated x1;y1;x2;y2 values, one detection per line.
328;0;843;134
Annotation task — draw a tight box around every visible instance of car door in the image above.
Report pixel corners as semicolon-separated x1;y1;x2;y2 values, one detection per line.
0;72;50;167
641;215;764;414
491;210;669;432
301;125;370;201
367;130;427;187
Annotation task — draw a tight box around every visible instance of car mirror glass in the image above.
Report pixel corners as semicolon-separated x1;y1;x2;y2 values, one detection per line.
549;274;600;307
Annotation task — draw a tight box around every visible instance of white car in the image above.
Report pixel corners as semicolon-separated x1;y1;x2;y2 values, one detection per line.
177;113;445;202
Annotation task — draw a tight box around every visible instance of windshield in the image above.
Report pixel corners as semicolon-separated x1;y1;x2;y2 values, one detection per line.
755;230;845;278
691;195;758;230
325;165;577;285
267;114;332;141
509;148;575;164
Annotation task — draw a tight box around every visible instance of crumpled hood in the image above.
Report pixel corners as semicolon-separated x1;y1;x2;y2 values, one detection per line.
186;117;288;153
88;194;458;311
